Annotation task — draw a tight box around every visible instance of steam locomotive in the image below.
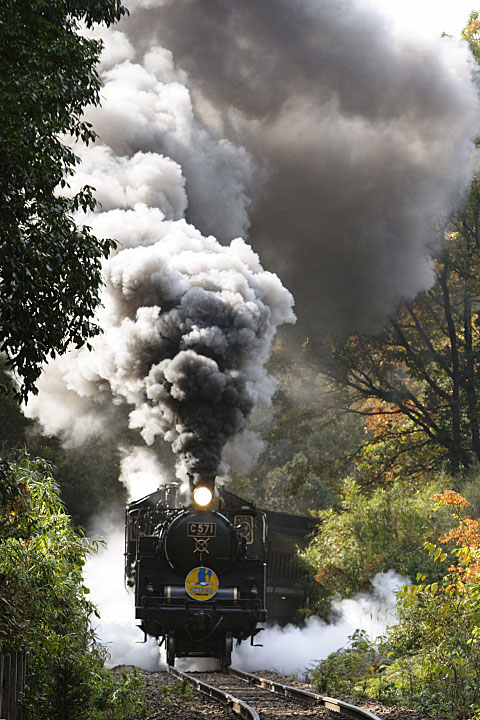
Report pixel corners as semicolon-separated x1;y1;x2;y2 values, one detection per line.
125;475;315;666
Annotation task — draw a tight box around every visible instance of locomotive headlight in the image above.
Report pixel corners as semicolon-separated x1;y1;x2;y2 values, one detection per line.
193;485;213;507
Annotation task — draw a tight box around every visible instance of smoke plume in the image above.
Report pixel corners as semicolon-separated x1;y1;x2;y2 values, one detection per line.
26;0;480;472
117;0;480;333
27;214;294;477
25;42;294;479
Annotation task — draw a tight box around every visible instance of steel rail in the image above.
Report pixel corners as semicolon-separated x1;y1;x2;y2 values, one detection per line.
168;666;260;720
169;664;382;720
228;666;382;720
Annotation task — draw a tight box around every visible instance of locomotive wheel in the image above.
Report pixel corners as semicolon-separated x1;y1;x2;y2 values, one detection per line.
221;631;233;669
167;634;175;666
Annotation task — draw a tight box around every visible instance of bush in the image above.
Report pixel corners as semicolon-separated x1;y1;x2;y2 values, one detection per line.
309;630;387;698
300;477;451;615
0;453;145;720
309;489;480;719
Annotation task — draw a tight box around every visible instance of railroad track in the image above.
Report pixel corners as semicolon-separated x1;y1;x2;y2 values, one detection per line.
169;665;382;720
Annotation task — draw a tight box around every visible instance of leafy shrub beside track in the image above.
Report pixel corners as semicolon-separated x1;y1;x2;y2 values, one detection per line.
300;477;451;616
309;489;480;719
0;454;145;720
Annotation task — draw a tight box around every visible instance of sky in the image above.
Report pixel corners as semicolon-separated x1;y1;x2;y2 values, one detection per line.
369;0;478;39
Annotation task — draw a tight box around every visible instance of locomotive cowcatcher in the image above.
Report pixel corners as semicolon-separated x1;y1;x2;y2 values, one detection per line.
125;476;266;667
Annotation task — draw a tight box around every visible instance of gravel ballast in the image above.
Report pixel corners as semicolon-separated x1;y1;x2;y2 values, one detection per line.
120;667;450;720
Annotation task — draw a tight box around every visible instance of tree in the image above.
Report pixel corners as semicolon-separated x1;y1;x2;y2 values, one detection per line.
299;476;450;615
29;434;126;528
228;339;363;512
0;0;126;400
306;489;480;717
313;15;480;480
0;454;145;719
320;207;480;478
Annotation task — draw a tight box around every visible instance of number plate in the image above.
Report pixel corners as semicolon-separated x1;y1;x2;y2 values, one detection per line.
188;522;216;537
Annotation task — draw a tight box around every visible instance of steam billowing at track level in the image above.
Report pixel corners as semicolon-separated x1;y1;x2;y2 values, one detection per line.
117;0;480;334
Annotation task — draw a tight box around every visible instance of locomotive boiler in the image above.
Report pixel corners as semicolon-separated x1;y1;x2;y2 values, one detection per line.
125;476;267;667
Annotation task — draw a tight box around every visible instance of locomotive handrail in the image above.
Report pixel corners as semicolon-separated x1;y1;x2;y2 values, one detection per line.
168;666;260;720
229;667;382;720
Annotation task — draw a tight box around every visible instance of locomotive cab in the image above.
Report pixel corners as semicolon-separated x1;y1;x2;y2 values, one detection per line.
125;482;266;667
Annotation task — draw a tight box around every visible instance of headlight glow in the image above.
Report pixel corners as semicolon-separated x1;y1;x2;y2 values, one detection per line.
193;486;213;507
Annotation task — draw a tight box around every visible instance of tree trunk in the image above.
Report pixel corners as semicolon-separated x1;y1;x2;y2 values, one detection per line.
440;265;463;471
463;290;480;461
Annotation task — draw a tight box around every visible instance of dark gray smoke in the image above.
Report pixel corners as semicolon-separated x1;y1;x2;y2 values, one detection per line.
25;0;480;482
26;210;294;480
120;0;480;333
25;39;296;481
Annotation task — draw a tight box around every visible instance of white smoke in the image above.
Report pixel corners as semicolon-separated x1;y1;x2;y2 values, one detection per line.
119;445;166;498
85;534;407;675
221;427;266;477
25;47;295;478
84;522;166;670
233;570;409;676
27;220;294;479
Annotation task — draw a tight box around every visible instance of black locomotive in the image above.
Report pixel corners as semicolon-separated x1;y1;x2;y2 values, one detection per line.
125;477;267;667
125;476;316;666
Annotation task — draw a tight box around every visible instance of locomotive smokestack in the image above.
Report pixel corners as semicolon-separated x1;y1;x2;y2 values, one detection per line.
163;482;179;508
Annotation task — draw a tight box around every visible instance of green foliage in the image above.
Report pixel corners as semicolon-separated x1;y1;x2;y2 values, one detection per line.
157;679;195;705
233;451;336;516
362;579;480;718
314;602;480;717
0;361;32;455
29;435;126;528
94;669;147;720
26;651;147;720
0;0;126;400
458;466;480;518
229;340;362;513
309;487;480;719
0;361;126;526
462;11;480;63
309;630;388;699
309;571;480;718
0;454;145;720
0;458;30;540
300;477;450;612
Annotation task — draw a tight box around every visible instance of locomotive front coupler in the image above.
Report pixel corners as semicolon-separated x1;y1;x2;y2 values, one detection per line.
187;606;218;634
185;613;224;643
